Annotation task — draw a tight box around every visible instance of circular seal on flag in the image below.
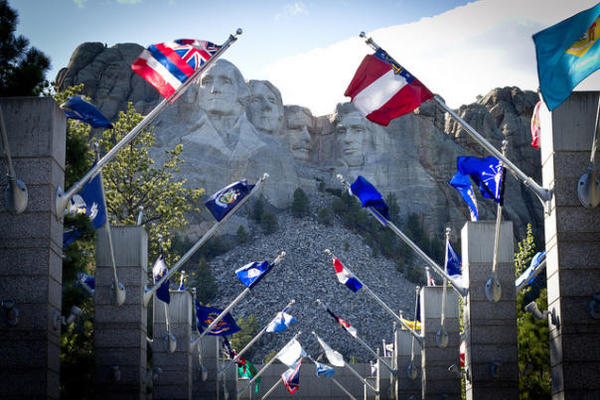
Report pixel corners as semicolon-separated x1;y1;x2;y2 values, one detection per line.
215;189;240;208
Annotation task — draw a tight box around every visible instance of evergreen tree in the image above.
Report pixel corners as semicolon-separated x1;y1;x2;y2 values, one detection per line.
0;0;50;96
230;314;259;359
252;198;264;222
291;187;309;217
260;212;278;234
236;225;250;243
192;258;218;304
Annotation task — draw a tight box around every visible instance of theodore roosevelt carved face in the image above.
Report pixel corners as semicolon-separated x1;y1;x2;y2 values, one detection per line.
283;105;314;161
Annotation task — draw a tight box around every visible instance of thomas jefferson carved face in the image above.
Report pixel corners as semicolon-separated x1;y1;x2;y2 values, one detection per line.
198;60;245;117
284;106;313;161
247;81;283;135
336;111;369;167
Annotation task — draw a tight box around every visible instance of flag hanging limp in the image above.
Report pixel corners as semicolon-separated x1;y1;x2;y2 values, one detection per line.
282;360;302;394
152;255;171;304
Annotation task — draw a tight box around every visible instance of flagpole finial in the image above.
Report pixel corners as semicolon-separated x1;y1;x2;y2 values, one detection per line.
273;251;286;265
235;28;243;36
359;31;366;38
445;227;451;238
323;249;333;257
501;139;509;154
261;172;269;181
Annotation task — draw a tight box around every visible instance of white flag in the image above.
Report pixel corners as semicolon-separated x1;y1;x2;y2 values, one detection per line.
315;334;345;367
276;338;306;368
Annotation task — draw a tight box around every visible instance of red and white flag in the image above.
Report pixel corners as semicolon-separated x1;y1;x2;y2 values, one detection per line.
530;100;542;149
344;48;433;126
131;39;221;99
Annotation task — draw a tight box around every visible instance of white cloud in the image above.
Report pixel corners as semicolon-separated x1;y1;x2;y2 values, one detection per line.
263;0;600;116
275;2;308;20
73;0;87;8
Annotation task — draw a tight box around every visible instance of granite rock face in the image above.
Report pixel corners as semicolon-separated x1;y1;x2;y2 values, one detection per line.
57;43;543;239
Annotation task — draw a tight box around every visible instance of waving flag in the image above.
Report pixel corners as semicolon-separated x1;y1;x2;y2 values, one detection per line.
282;360;302;394
315;362;335;377
266;308;297;333
333;258;363;292
76;272;95;296
276;338;306;368
205;180;254;222
457;156;505;205
195;301;241;336
460;340;466;368
132;39;221;98
61;96;113;129
400;317;422;332
63;166;107;247
235;261;271;289
345;48;433;126
449;171;479;222
530;100;542;149
238;358;260;393
152;255;171;304
447;242;462;279
325;307;358;338
315;334;345;367
533;3;600;110
350;176;390;222
178;272;186;291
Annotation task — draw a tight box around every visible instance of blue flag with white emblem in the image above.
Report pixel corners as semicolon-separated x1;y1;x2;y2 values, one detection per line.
195;301;241;336
152;255;170;304
457;156;505;205
315;361;335;377
447;242;462;279
235;261;271;289
205;180;254;222
350;176;390;222
266;306;297;333
449;171;479;221
61;96;113;129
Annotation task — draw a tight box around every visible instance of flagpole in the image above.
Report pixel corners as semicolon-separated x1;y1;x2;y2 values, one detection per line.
357;32;552;208
0;104;28;214
437;228;450;348
315;298;398;373
260;377;283;400
144;173;269;306
408;288;420;379
307;355;357;400
236;331;303;397
577;94;600;208
55;29;243;220
516;258;547;292
218;299;296;377
337;174;468;299
485;140;508;303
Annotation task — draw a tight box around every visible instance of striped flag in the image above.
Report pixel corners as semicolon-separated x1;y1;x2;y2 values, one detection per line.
333;257;363;292
132;39;221;98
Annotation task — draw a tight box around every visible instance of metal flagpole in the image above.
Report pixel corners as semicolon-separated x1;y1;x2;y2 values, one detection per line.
144;173;269;306
260;377;283;400
163;302;177;353
408;287;420;379
315;298;398;374
307;355;357;400
437;228;451;348
577;94;600;208
218;299;296;377
485;140;508;303
190;251;286;352
516;258;547;293
357;32;552;209
0;104;28;214
55;29;243;220
237;331;303;397
337;174;468;299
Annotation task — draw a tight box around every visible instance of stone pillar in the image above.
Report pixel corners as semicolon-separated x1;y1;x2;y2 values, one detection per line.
462;221;517;399
420;286;461;399
539;91;600;399
94;226;148;399
152;290;193;399
192;335;220;399
394;327;421;400
0;97;65;399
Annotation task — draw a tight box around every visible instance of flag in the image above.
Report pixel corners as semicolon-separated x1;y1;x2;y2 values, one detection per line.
238;358;261;393
370;361;377;376
344;48;433;126
315;334;345;367
266;308;297;333
276;338;306;368
457;156;505;205
195;301;241;336
61;96;113;129
282;360;302;394
315;362;335;378
400;317;422;332
530;100;542;149
449;171;479;222
63;167;107;247
426;267;436;286
350;176;390;222
235;261;271;289
132;39;221;98
325;306;358;338
152;255;170;304
459;340;466;368
384;343;394;357
333;257;363;292
205;179;254;222
76;272;95;295
515;251;547;289
178;272;185;291
447;242;462;279
533;3;600;110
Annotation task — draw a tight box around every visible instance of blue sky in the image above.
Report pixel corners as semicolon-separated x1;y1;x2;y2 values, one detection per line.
11;0;600;115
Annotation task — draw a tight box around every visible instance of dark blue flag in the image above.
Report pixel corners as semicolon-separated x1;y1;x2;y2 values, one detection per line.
449;172;479;221
152;255;170;304
350;176;390;222
195;301;241;336
447;242;462;279
63;168;107;247
205;180;254;222
235;261;271;289
61;96;113;129
457;156;505;205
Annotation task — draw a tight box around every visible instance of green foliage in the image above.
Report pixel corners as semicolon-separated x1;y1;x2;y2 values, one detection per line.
0;0;50;96
291;187;310;217
60;318;94;400
515;224;550;399
264;350;277;364
260;212;278;234
98;102;202;265
230;314;260;359
317;208;333;226
252;198;265;222
236;225;250;243
191;258;218;304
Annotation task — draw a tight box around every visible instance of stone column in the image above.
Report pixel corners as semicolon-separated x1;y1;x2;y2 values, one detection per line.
394;327;421;400
0;97;65;399
94;226;148;399
192;335;220;399
539;91;600;399
420;286;461;399
462;221;517;399
152;290;193;399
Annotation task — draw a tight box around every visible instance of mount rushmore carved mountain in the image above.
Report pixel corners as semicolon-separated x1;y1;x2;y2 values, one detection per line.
57;41;544;241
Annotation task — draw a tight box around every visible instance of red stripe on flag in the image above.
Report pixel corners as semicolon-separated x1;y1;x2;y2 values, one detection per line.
131;60;176;98
153;43;196;78
333;258;344;274
197;49;212;61
344;54;391;99
366;78;433;126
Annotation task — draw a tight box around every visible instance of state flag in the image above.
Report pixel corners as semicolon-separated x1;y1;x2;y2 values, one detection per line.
235;261;271;289
282;360;302;394
61;96;113;129
350;175;390;222
195;301;241;336
333;257;363;292
205;180;254;222
152;255;170;304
